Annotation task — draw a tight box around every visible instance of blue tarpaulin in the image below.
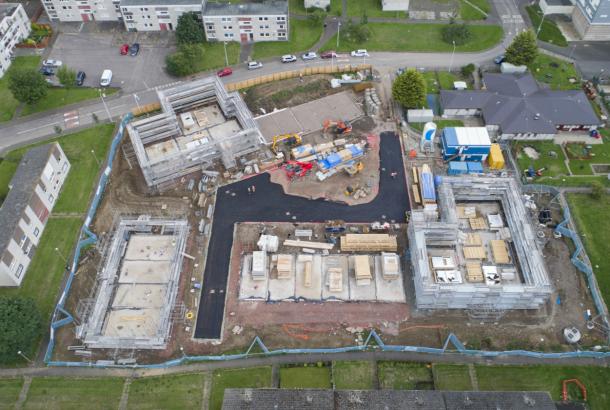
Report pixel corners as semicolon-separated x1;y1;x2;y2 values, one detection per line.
467;161;484;173
420;171;436;201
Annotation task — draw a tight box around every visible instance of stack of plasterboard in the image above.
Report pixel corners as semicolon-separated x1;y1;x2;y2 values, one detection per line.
328;268;343;292
491;240;510;264
276;254;294;279
251;251;267;281
353;255;372;286
465;262;484;282
340;234;397;252
381;252;400;280
469;217;487;230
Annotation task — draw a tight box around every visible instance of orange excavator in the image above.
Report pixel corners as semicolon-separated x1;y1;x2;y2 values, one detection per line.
323;119;352;136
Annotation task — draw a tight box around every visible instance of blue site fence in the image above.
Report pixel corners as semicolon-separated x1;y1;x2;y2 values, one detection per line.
44;117;610;368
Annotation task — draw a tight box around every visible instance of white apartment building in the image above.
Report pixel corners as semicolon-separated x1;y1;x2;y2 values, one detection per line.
0;143;71;287
304;0;330;9
41;0;121;22
0;3;31;78
202;0;288;43
121;0;202;31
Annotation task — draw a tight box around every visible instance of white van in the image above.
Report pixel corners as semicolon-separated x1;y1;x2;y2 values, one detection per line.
100;69;113;87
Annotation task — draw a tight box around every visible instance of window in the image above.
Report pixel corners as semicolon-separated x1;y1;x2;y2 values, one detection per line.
49;194;54;203
277;16;285;21
62;162;68;172
15;264;24;278
33;227;40;237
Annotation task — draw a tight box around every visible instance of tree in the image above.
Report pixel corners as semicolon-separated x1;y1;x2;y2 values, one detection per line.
0;296;42;364
461;63;475;78
8;69;48;105
343;21;370;44
175;11;205;45
165;43;205;77
505;30;538;66
57;65;76;87
308;9;326;25
392;69;427;109
590;180;604;200
441;22;472;46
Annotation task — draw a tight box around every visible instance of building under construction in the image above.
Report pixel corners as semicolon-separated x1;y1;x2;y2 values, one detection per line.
127;76;265;188
76;217;189;349
408;176;552;310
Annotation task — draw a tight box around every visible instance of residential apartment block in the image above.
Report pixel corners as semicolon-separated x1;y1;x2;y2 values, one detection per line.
41;0;122;22
0;143;71;287
202;0;288;43
121;0;202;32
304;0;330;9
0;3;31;78
573;0;610;40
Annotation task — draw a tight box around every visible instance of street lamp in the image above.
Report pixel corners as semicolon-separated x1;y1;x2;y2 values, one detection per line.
223;41;229;66
133;93;141;112
91;150;101;167
449;40;456;73
17;350;33;363
99;89;112;122
336;21;341;50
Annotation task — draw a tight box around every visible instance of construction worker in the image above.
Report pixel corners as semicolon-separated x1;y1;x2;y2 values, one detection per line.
390;171;398;179
247;187;252;195
251;185;256;193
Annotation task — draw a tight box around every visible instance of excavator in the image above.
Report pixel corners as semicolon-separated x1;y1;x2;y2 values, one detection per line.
323;119;352;137
343;161;364;176
271;133;302;155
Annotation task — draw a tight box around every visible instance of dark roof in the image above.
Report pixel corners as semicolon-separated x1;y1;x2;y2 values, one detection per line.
222;389;558;410
203;0;288;16
0;144;54;255
440;73;601;135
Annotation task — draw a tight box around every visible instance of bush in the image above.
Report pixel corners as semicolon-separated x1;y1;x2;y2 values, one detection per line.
0;296;42;364
505;30;538;66
57;65;77;87
8;68;48;104
441;22;472;46
342;21;370;44
461;63;475;78
590;180;604;200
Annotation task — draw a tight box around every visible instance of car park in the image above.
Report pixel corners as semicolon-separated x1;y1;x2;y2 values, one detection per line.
351;49;369;57
494;55;505;64
120;44;129;55
76;71;86;86
129;43;140;56
281;54;297;63
320;50;337;59
39;66;54;76
247;61;263;70
100;69;113;86
42;59;62;68
217;67;233;77
302;52;317;60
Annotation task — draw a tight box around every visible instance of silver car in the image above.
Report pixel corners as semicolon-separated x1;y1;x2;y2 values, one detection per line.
247;61;263;70
302;52;317;60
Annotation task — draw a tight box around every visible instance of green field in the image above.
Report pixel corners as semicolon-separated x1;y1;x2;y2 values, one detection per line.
209;367;272;410
475;365;610;408
0;379;23;410
529;54;580;91
513;140;570;176
20;87;118;118
346;0;407;18
0;56;40;122
333;361;374;389
567;193;610;308
432;364;473;391
279;366;332;389
252;19;323;59
24;377;124;410
526;5;568;47
322;23;503;53
127;374;205;410
197;41;240;71
378;362;434;390
460;0;490;20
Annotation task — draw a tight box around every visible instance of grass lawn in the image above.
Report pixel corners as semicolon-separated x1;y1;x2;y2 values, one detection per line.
529;54;580;90
279;366;332;389
437;71;461;90
475;365;610;408
460;0;490;20
199;41;240;70
567;194;610;309
568;129;610;175
525;5;568;47
322;23;503;53
209;367;272;410
0;56;40;122
20;87;118;117
23;377;124;410
0;378;23;410
127;373;205;410
422;71;440;93
410;119;464;133
346;0;407;18
513;140;569;176
377;362;433;390
252;19;323;60
432;364;473;391
333;361;374;389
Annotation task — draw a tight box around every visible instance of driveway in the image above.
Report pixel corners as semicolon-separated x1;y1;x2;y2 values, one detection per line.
47;30;176;93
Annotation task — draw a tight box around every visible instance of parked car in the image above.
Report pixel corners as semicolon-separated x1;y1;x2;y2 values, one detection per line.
120;44;129;55
76;71;86;86
217;67;233;77
350;49;369;57
320;50;337;59
100;69;113;87
42;59;62;68
39;66;54;76
494;55;505;64
129;43;140;56
281;54;297;63
247;61;263;70
302;52;317;60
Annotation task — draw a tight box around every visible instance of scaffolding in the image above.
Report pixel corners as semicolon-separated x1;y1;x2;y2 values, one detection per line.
76;217;189;350
409;176;552;310
127;76;265;188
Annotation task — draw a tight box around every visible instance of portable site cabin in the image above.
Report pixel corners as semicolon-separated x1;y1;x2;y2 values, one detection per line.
441;127;491;162
488;143;505;169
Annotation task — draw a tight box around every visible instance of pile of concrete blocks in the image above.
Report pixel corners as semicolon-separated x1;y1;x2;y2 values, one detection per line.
364;87;381;117
252;251;268;281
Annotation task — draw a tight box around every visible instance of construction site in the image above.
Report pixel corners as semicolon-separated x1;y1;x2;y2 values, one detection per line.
46;71;608;364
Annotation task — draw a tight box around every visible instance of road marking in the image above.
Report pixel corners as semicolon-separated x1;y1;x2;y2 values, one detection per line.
17;121;61;134
64;110;80;129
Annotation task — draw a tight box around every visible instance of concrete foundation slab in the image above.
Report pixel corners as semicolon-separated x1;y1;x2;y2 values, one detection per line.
104;308;161;338
124;235;175;261
348;255;377;301
118;260;172;284
238;255;268;300
268;275;296;301
111;284;167;309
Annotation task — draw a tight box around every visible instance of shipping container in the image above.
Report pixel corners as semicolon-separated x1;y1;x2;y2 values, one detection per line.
448;161;468;175
466;161;484;174
488;143;505;169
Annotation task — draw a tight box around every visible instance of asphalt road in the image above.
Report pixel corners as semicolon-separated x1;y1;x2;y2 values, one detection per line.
195;132;410;339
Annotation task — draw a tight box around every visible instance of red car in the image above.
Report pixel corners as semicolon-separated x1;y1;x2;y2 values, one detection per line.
320;50;337;59
217;67;233;77
120;44;129;55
